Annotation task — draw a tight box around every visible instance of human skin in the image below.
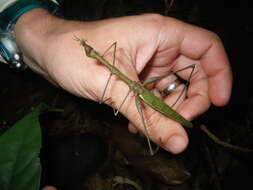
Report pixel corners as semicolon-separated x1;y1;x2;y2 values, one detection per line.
41;186;56;190
14;9;232;154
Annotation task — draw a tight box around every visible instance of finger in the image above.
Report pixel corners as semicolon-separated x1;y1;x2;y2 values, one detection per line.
42;186;57;190
145;55;209;120
162;83;187;109
128;122;138;134
144;109;189;154
152;73;178;93
106;77;189;154
178;22;232;106
86;65;189;154
167;56;210;120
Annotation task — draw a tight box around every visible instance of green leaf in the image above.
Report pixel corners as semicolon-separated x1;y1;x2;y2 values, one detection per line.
0;103;48;190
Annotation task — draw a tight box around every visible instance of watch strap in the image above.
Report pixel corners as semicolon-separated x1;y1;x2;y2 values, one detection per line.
0;0;60;69
0;0;60;32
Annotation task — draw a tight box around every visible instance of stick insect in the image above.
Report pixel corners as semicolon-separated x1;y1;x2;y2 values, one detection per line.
75;38;253;154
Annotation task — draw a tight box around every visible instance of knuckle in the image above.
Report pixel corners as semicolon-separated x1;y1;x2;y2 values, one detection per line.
208;31;222;43
139;13;165;26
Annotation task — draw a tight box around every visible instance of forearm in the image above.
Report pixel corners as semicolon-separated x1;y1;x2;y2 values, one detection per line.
13;7;93;87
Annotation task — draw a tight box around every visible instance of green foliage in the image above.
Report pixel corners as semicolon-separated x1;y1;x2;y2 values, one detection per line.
0;104;48;190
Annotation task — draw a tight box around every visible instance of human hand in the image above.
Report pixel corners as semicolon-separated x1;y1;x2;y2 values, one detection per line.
42;186;57;190
14;9;232;154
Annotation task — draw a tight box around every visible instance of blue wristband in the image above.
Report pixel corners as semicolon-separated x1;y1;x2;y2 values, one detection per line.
0;0;60;69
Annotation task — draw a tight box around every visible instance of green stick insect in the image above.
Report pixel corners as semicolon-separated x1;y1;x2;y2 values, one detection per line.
75;38;252;154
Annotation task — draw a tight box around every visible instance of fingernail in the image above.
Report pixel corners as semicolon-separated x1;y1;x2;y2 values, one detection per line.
165;135;187;154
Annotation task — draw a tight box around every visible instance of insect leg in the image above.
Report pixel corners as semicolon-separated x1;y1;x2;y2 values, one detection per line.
142;64;196;108
170;64;195;107
99;42;117;104
142;64;195;86
113;89;132;116
135;96;154;155
99;42;132;116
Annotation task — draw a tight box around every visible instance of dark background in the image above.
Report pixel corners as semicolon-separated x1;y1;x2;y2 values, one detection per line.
1;0;253;189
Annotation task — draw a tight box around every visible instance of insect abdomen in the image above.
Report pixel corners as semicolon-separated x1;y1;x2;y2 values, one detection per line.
139;88;193;128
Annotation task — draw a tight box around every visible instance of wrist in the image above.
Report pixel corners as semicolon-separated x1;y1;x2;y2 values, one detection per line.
14;8;63;72
0;0;61;69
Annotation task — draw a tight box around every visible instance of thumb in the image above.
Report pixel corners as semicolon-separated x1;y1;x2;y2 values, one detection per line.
106;74;189;154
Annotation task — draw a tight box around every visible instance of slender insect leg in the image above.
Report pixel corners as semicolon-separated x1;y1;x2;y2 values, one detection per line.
135;96;154;156
173;64;196;83
170;64;195;107
141;64;195;154
142;64;195;108
113;89;131;116
99;42;117;104
99;42;133;116
142;64;195;86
